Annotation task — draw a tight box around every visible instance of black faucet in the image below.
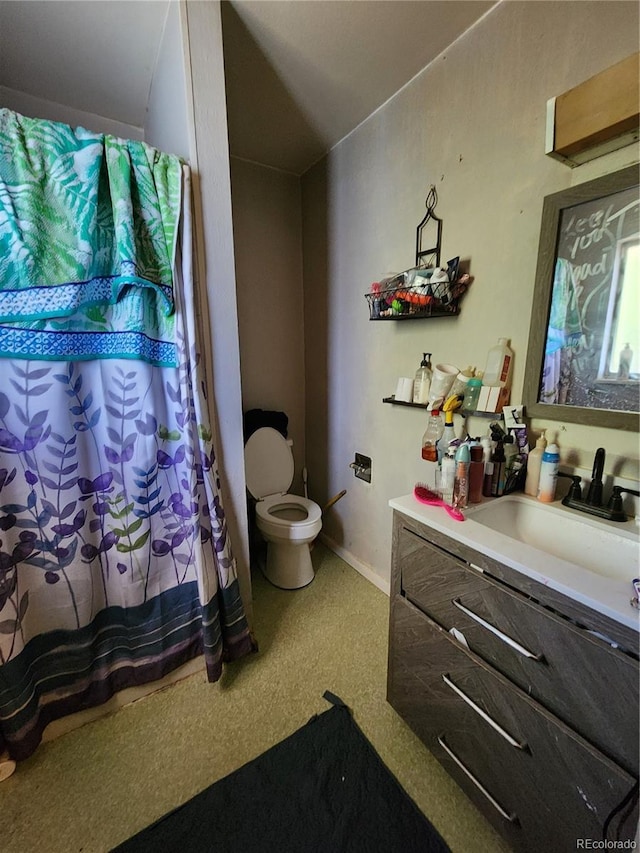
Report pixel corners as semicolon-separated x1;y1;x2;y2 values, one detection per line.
585;447;605;506
558;447;639;522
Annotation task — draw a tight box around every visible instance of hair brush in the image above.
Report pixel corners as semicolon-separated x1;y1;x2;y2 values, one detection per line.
414;483;465;521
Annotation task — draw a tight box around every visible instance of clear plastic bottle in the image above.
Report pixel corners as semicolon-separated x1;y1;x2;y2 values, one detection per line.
538;443;560;503
524;431;547;497
436;415;456;463
413;352;433;404
421;409;444;462
483;338;514;387
450;366;475;398
461;377;482;414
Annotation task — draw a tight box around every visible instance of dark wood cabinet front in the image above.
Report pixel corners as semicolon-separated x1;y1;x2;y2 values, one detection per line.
387;511;640;851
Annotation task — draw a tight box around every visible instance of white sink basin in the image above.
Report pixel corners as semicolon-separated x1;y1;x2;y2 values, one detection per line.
467;494;639;584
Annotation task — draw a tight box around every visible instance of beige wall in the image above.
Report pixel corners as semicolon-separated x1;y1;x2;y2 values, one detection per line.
231;157;306;494
183;0;253;614
301;0;640;587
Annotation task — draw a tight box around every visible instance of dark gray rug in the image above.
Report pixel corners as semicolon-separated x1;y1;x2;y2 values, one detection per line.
112;692;450;852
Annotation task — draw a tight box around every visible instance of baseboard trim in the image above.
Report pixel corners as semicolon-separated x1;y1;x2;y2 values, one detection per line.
319;533;390;596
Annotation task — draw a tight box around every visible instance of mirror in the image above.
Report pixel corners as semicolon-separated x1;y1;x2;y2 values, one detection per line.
523;165;639;431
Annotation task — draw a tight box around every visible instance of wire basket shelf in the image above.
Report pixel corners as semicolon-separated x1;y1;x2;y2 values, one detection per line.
365;269;471;321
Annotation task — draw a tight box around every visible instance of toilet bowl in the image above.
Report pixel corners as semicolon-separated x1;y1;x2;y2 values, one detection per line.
244;427;322;589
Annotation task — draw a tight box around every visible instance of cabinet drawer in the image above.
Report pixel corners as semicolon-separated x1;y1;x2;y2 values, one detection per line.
388;596;638;852
399;526;639;774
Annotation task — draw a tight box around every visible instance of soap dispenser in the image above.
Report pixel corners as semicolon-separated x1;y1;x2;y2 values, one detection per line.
413;353;433;405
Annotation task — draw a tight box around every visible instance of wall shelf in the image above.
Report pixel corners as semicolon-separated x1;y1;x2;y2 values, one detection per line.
383;397;498;418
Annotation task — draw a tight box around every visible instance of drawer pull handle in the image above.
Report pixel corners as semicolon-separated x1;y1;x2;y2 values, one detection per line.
442;673;528;750
452;598;544;661
437;734;518;823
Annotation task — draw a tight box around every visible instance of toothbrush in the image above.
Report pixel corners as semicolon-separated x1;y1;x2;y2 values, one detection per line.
414;483;465;521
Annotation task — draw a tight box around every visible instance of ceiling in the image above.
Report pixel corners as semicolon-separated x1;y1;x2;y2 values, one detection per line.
0;0;496;176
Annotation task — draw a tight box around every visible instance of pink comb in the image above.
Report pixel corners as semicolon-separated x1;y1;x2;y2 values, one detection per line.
414;483;465;521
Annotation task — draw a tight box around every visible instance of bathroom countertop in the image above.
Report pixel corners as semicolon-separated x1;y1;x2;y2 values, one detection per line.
390;493;640;635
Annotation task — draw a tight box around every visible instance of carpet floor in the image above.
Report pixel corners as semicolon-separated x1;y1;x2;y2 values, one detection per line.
0;542;511;853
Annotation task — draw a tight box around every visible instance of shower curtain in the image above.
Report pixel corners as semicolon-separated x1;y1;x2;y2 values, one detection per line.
0;109;255;761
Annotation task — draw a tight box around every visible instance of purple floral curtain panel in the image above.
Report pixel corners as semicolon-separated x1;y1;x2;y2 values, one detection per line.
0;157;254;761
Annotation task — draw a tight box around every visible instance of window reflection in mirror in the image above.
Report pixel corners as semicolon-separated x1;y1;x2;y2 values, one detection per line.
601;237;639;381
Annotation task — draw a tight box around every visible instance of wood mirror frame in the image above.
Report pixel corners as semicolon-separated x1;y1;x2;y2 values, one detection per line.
523;164;640;431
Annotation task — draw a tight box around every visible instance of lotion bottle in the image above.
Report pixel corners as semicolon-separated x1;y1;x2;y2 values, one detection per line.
413;352;433;404
538;443;560;503
524;431;546;497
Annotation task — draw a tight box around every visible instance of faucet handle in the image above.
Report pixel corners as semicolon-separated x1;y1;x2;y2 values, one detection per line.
607;486;640;520
558;472;582;501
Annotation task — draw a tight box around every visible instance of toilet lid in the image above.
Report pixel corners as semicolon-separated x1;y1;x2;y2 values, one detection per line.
244;427;294;499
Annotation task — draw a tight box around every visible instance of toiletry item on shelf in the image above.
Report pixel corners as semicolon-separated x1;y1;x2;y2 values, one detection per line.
469;444;484;503
538;443;560;503
394;376;414;402
413;483;465;521
440;447;457;505
483;337;513;388
525;431;547;496
453;443;471;509
429;363;458;406
421;409;444;462
490;439;506;497
412;352;433;404
450;367;475;399
461;378;482;414
481;436;493;497
431;267;450;284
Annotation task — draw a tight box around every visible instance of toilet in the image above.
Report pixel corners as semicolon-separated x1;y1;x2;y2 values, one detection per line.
244;427;322;589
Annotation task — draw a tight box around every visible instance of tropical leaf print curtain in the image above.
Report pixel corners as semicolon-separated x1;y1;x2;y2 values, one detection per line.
0;110;255;762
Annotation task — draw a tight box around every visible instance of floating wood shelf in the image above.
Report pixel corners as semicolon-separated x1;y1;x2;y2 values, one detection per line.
546;52;639;167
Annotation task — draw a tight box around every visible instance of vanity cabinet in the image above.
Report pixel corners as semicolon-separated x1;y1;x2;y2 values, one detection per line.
387;510;639;851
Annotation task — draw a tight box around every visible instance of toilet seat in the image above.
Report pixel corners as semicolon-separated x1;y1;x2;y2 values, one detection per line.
256;494;322;528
